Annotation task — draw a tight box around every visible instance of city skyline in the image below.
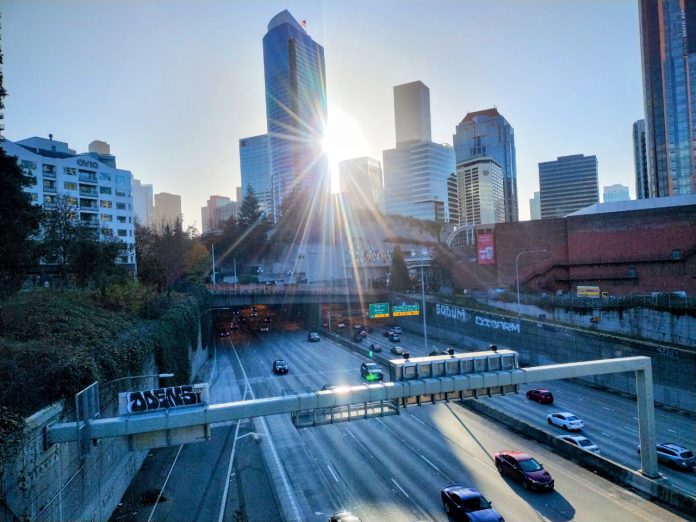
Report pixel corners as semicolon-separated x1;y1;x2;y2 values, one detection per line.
3;1;642;229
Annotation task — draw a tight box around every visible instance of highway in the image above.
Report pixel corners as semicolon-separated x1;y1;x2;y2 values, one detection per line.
111;325;691;521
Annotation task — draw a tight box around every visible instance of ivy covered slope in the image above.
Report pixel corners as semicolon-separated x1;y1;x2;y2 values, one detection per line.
0;287;201;460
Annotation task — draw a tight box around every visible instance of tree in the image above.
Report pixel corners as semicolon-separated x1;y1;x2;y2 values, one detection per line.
389;245;411;292
230;186;270;270
36;195;82;280
0;31;43;294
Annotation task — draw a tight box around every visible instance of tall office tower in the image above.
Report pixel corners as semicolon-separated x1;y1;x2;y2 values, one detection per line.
236;186;242;203
394;81;431;145
447;173;460;224
453;108;519;222
638;0;696;197
132;178;154;227
603;184;630;203
263;10;328;221
338;157;383;212
529;191;541;220
153;192;182;231
454;157;505;225
538;154;599;219
383;81;455;222
633;119;650;199
239;134;272;216
202;195;238;233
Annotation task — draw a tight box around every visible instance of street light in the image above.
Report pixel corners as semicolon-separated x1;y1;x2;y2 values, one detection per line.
515;249;547;315
412;248;429;352
106;373;174;386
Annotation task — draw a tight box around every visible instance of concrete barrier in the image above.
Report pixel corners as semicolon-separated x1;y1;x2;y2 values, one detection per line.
462;399;696;516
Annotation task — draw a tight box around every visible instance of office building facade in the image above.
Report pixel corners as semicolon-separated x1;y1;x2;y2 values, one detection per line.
201;195;238;233
529;191;541;220
538;154;599;219
633;119;649;199
132;178;154;228
603;184;630;203
638;0;696;197
453;108;519;222
454;157;505;225
394;81;431;145
2;136;136;266
263;10;328;221
153;192;182;231
239;134;272;217
338;157;383;213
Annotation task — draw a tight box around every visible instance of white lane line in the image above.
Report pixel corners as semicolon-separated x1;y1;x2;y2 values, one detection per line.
667;428;677;433
391;478;410;499
419;454;442;474
148;444;183;522
327;465;339;483
601;432;612;437
506;407;521;414
218;421;242;522
409;413;427;427
633;417;638;421
345;427;359;443
602;407;612;411
625;426;638;432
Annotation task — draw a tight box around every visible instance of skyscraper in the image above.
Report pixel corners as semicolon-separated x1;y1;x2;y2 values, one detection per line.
263;10;328;221
529;191;541;220
638;0;696;197
454;157;505;225
201;195;238;233
153;192;182;231
239;134;272;217
338;157;383;213
453;108;519;222
132;178;154;227
633;119;649;199
383;81;455;222
603;184;630;203
538;154;599;219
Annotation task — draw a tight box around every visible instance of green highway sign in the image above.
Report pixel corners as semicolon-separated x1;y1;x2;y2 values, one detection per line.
369;302;390;319
392;304;420;317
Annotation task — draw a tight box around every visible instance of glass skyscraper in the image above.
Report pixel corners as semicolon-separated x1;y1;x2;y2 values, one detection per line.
239;134;272;217
638;0;696;196
453;108;519;222
263;10;328;221
538;154;599;219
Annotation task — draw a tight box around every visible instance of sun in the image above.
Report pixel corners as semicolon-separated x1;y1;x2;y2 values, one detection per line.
322;104;368;193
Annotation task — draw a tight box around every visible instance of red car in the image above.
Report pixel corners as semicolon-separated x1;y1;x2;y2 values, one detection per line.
526;388;554;404
494;451;554;491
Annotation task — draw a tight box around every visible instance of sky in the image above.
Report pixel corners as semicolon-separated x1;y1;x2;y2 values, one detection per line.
3;0;643;230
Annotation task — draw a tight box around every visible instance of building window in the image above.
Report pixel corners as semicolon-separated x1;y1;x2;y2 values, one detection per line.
42;164;56;176
43;195;57;207
627;266;637;278
672;249;682;260
116;202;126;210
100;186;112;195
64;182;77;191
101;214;113;222
117;216;127;223
64;167;77;176
101;228;113;236
66;196;78;206
117;229;127;237
99;172;112;182
116;189;127;197
30;193;38;202
100;200;113;209
21;160;37;170
43;180;57;192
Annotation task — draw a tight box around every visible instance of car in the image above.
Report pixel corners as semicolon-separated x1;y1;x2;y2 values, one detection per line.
526;388;554;404
388;332;401;342
272;359;288;374
230;323;240;331
360;362;384;381
557;434;600;454
494;450;554;491
391;326;402;334
429;348;444;356
638;443;696;470
390;345;404;355
440;485;505;521
368;343;383;353
321;384;336;391
547;412;584;431
329;512;361;522
307;332;320;342
259;325;270;332
218;329;230;337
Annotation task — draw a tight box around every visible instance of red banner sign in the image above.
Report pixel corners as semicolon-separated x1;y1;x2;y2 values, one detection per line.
477;233;495;265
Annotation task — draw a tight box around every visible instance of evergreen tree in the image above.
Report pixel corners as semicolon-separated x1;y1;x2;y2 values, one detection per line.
389;245;411;292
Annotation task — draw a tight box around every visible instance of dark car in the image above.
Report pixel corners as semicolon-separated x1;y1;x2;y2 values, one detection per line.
360;362;384;381
638;443;696;470
308;332;320;342
494;451;554;491
218;329;230;337
272;359;288;374
526;388;554;404
368;343;383;353
321;384;336;391
388;332;401;342
329;512;361;522
440;485;505;521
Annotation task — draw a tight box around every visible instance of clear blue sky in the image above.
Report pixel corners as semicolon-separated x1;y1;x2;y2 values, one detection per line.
4;0;643;229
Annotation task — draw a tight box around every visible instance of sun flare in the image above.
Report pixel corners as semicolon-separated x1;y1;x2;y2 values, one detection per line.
323;104;368;193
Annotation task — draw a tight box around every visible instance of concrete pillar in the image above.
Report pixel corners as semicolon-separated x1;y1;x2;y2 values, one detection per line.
635;365;659;478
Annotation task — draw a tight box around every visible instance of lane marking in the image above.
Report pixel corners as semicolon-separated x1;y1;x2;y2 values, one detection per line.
218;421;242;522
327;465;339;483
625;427;638;432
667;428;677;433
344;427;359;443
603;407;612;411
409;413;427;427
419;454;442;474
148;444;183;522
601;432;612;437
391;478;410;499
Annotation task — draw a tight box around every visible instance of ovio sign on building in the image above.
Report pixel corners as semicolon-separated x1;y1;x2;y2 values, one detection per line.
118;383;211;450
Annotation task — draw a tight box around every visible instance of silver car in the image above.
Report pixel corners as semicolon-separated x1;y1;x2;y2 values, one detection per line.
558;434;599;454
638;443;696;470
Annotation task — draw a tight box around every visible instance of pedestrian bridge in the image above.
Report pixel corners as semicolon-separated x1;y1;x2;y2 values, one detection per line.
207;283;387;307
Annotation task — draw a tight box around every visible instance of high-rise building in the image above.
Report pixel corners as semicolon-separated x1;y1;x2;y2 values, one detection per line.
638;0;696;197
2;135;136;267
87;140;116;168
633;119;649;199
529;191;541;220
453;108;519;222
201;195;238;233
338;157;383;213
538;154;599;219
132;178;154;227
263;10;328;221
383;81;455;222
153;192;182;231
454;157;505;225
239;134;272;217
394;81;431;145
603;184;630;203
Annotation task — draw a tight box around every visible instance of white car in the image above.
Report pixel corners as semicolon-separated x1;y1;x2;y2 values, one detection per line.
557;434;599;454
547;412;584;431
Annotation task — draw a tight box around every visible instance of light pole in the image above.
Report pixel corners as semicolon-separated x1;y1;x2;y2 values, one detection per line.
106;373;174;386
515;249;547;315
412;248;429;352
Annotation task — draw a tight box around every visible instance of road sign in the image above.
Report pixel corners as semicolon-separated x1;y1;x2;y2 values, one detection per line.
393;304;419;317
369;302;390;319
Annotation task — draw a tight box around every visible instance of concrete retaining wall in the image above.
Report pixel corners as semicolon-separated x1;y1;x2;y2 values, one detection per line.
462;399;696;517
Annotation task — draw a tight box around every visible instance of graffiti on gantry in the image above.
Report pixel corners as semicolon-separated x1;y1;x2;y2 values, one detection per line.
120;384;208;414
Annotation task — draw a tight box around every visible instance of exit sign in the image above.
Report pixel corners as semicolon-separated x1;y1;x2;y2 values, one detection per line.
369;303;390;318
392;304;420;317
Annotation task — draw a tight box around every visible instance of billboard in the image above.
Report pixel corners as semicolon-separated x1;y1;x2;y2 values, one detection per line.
477;232;496;265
